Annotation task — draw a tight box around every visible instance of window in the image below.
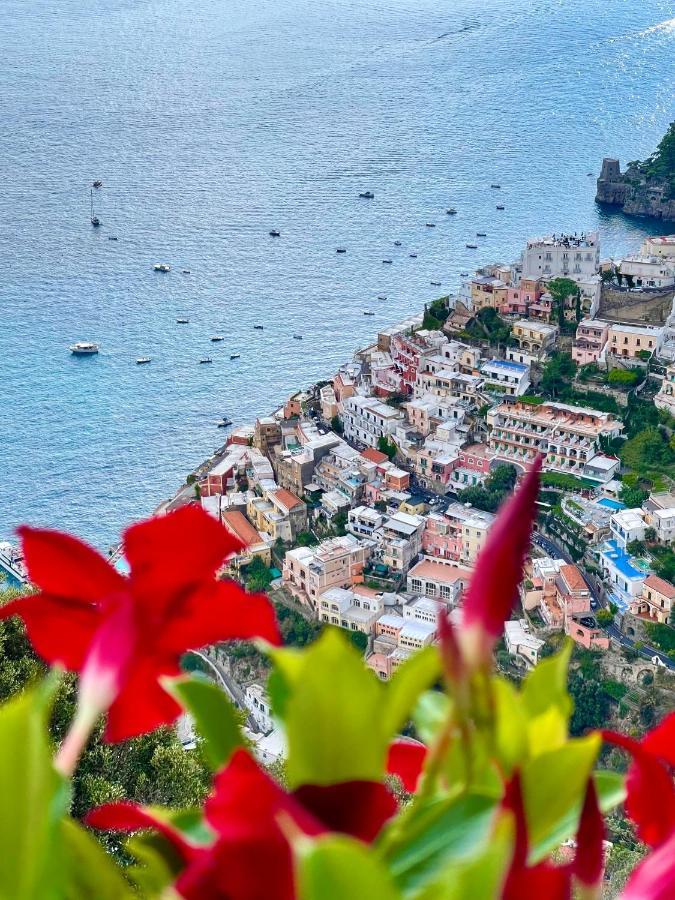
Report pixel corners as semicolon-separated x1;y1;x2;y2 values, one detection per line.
411;578;422;593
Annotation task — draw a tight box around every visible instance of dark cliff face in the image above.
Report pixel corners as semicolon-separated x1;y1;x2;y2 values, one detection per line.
596;123;675;222
596;158;675;222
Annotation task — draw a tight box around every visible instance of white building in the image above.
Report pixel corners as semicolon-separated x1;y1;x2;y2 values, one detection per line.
521;231;600;280
406;558;472;604
244;683;274;735
402;596;445;624
610;508;647;549
317;586;384;634
347;506;385;538
480;358;531;397
504;619;544;668
376;511;425;573
617;255;675;289
342;395;404;449
641;235;675;259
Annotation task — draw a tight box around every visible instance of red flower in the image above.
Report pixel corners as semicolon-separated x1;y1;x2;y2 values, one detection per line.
386;738;428;793
572;779;605;893
621;828;675;900
460;457;541;666
603;713;675;848
0;506;280;742
87;748;399;900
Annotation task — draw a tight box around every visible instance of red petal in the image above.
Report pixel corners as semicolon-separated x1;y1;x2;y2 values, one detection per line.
462;457;541;642
18;526;125;603
0;593;102;670
206;749;325;841
573;780;604;889
85;801;197;862
124;506;241;606
642;713;675;767
437;610;464;684
177;834;295;900
621;829;675;900
104;656;183;742
502;862;571;900
502;773;528;870
386;739;428;793
158;580;281;654
603;731;675;847
293;781;398;843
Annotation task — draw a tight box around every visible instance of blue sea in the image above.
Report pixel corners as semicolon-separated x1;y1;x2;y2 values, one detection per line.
1;0;674;548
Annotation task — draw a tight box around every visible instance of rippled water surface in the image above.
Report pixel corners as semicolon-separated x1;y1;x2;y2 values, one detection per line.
1;0;674;546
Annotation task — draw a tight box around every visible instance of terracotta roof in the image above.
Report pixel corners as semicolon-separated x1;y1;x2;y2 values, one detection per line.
408;559;472;584
221;510;264;548
273;488;304;511
644;574;675;599
560;564;587;593
361;448;389;465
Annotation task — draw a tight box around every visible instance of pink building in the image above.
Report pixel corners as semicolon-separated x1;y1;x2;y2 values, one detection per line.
457;444;491;476
565;613;610;651
422;514;462;560
390;330;447;395
572;319;609;366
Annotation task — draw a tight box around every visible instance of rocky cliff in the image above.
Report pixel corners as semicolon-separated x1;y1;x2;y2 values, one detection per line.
596;122;675;223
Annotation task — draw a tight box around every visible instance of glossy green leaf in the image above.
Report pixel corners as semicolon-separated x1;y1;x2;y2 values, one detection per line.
60;819;133;899
0;678;68;900
522;733;600;859
412;690;451;745
298;835;401;900
413;816;511;900
167;675;244;769
125;833;180;897
271;630;385;786
385;793;498;891
521;642;572;755
381;646;441;737
492;678;527;775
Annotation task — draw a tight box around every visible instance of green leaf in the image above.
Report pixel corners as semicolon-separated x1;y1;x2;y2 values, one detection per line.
381;646;441;737
270;630;385;786
522;734;600;860
521;642;572;755
60;819;133;899
125;834;180;897
167;675;244;769
412;691;451;746
492;678;527;775
0;679;69;900
298;835;401;900
385;793;498;891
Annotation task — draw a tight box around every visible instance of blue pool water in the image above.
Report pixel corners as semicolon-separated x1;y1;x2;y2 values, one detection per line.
597;498;626;511
1;0;674;547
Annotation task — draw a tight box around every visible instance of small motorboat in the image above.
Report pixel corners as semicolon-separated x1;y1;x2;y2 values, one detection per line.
430;281;441;287
358;191;375;199
69;341;99;356
363;311;375;316
476;232;487;237
217;417;233;428
394;240;402;246
136;357;152;365
466;243;478;249
425;223;436;228
153;263;171;272
182;269;191;274
91;216;100;228
409;252;417;258
269;229;281;237
199;357;213;365
490;184;501;189
93;180;103;188
460;272;469;277
107;236;118;241
230;353;241;360
293;334;303;340
253;325;264;330
211;336;224;342
382;259;393;264
496;204;505;210
336;248;347;254
377;295;387;300
587;172;594;176
446;208;457;215
176;317;189;324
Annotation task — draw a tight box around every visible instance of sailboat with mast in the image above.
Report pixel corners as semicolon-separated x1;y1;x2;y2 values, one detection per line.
90;189;100;227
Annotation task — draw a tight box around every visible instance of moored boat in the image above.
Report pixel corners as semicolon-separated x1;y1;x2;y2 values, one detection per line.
269;229;281;237
211;336;224;342
136;357;152;365
69;341;99;355
199;357;213;364
176;317;189;324
336;248;347;253
230;353;241;359
446;208;457;215
358;191;374;199
153;263;171;273
496;204;505;210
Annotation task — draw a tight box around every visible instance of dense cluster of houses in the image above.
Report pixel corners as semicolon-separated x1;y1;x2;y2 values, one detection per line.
177;228;675;683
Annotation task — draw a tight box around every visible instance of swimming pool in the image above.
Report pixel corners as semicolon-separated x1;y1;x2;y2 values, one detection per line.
597;498;625;511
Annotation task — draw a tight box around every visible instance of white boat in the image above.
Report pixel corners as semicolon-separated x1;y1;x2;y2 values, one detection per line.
153;263;171;273
136;357;152;365
69;341;99;355
199;357;213;364
211;336;224;342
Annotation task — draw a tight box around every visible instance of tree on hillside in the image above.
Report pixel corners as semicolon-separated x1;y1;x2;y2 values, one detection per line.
331;415;343;435
547;278;580;329
620;427;673;474
377;435;397;461
243;556;274;592
540;352;576;399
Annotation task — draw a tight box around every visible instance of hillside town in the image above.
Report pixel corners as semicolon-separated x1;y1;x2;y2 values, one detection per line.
137;228;675;745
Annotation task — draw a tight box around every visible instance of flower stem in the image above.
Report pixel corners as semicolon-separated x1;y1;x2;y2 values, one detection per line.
55;703;98;777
